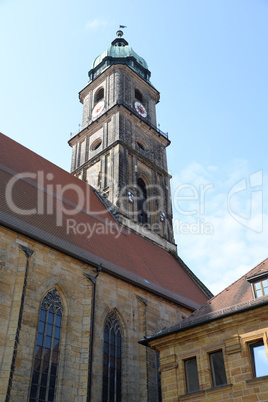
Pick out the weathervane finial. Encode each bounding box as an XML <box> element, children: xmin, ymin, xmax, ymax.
<box><xmin>117</xmin><ymin>25</ymin><xmax>127</xmax><ymax>37</ymax></box>
<box><xmin>116</xmin><ymin>30</ymin><xmax>123</xmax><ymax>38</ymax></box>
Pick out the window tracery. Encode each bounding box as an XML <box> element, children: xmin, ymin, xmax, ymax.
<box><xmin>29</xmin><ymin>289</ymin><xmax>63</xmax><ymax>402</ymax></box>
<box><xmin>102</xmin><ymin>311</ymin><xmax>122</xmax><ymax>401</ymax></box>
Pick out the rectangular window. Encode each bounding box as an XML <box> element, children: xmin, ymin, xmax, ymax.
<box><xmin>209</xmin><ymin>350</ymin><xmax>227</xmax><ymax>387</ymax></box>
<box><xmin>184</xmin><ymin>357</ymin><xmax>200</xmax><ymax>393</ymax></box>
<box><xmin>253</xmin><ymin>279</ymin><xmax>268</xmax><ymax>298</ymax></box>
<box><xmin>249</xmin><ymin>339</ymin><xmax>268</xmax><ymax>377</ymax></box>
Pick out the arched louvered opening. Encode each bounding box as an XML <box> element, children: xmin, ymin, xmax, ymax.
<box><xmin>135</xmin><ymin>88</ymin><xmax>143</xmax><ymax>103</ymax></box>
<box><xmin>137</xmin><ymin>177</ymin><xmax>148</xmax><ymax>224</ymax></box>
<box><xmin>95</xmin><ymin>87</ymin><xmax>104</xmax><ymax>104</ymax></box>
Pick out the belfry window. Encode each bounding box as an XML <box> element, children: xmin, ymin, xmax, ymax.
<box><xmin>95</xmin><ymin>87</ymin><xmax>104</xmax><ymax>104</ymax></box>
<box><xmin>137</xmin><ymin>140</ymin><xmax>146</xmax><ymax>151</ymax></box>
<box><xmin>91</xmin><ymin>138</ymin><xmax>102</xmax><ymax>151</ymax></box>
<box><xmin>135</xmin><ymin>89</ymin><xmax>143</xmax><ymax>103</ymax></box>
<box><xmin>29</xmin><ymin>289</ymin><xmax>63</xmax><ymax>402</ymax></box>
<box><xmin>137</xmin><ymin>178</ymin><xmax>148</xmax><ymax>224</ymax></box>
<box><xmin>102</xmin><ymin>311</ymin><xmax>122</xmax><ymax>401</ymax></box>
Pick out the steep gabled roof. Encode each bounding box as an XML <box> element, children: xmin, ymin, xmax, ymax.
<box><xmin>0</xmin><ymin>133</ymin><xmax>211</xmax><ymax>310</ymax></box>
<box><xmin>141</xmin><ymin>258</ymin><xmax>268</xmax><ymax>344</ymax></box>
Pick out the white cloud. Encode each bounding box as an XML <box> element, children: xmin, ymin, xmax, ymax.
<box><xmin>85</xmin><ymin>18</ymin><xmax>110</xmax><ymax>30</ymax></box>
<box><xmin>172</xmin><ymin>160</ymin><xmax>268</xmax><ymax>296</ymax></box>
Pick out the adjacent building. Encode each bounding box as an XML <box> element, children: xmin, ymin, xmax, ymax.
<box><xmin>141</xmin><ymin>258</ymin><xmax>268</xmax><ymax>401</ymax></box>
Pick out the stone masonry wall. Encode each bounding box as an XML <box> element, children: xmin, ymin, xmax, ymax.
<box><xmin>152</xmin><ymin>305</ymin><xmax>268</xmax><ymax>401</ymax></box>
<box><xmin>0</xmin><ymin>226</ymin><xmax>189</xmax><ymax>401</ymax></box>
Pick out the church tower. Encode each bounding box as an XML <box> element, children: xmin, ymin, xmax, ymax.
<box><xmin>69</xmin><ymin>30</ymin><xmax>175</xmax><ymax>250</ymax></box>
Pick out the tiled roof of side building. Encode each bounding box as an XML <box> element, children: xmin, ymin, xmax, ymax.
<box><xmin>0</xmin><ymin>133</ymin><xmax>211</xmax><ymax>310</ymax></box>
<box><xmin>140</xmin><ymin>258</ymin><xmax>268</xmax><ymax>344</ymax></box>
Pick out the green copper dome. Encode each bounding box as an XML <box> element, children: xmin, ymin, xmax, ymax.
<box><xmin>88</xmin><ymin>30</ymin><xmax>151</xmax><ymax>83</ymax></box>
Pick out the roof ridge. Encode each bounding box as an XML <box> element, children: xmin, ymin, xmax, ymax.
<box><xmin>245</xmin><ymin>257</ymin><xmax>268</xmax><ymax>278</ymax></box>
<box><xmin>170</xmin><ymin>252</ymin><xmax>213</xmax><ymax>299</ymax></box>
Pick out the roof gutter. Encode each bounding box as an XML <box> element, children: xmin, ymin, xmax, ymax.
<box><xmin>0</xmin><ymin>216</ymin><xmax>199</xmax><ymax>312</ymax></box>
<box><xmin>139</xmin><ymin>298</ymin><xmax>268</xmax><ymax>347</ymax></box>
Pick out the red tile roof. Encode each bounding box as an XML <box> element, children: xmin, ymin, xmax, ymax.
<box><xmin>187</xmin><ymin>258</ymin><xmax>268</xmax><ymax>320</ymax></box>
<box><xmin>0</xmin><ymin>133</ymin><xmax>211</xmax><ymax>310</ymax></box>
<box><xmin>141</xmin><ymin>258</ymin><xmax>268</xmax><ymax>343</ymax></box>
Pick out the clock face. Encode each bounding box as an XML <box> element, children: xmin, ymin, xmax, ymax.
<box><xmin>92</xmin><ymin>100</ymin><xmax>104</xmax><ymax>119</ymax></box>
<box><xmin>134</xmin><ymin>101</ymin><xmax>147</xmax><ymax>118</ymax></box>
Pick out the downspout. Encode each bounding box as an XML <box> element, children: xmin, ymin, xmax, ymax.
<box><xmin>85</xmin><ymin>263</ymin><xmax>102</xmax><ymax>402</ymax></box>
<box><xmin>5</xmin><ymin>245</ymin><xmax>34</xmax><ymax>402</ymax></box>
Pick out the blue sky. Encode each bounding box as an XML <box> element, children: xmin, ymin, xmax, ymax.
<box><xmin>1</xmin><ymin>0</ymin><xmax>268</xmax><ymax>294</ymax></box>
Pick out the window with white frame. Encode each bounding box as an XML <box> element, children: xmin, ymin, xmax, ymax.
<box><xmin>253</xmin><ymin>278</ymin><xmax>268</xmax><ymax>298</ymax></box>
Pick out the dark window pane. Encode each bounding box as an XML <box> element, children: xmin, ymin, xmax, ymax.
<box><xmin>34</xmin><ymin>357</ymin><xmax>41</xmax><ymax>371</ymax></box>
<box><xmin>37</xmin><ymin>333</ymin><xmax>43</xmax><ymax>347</ymax></box>
<box><xmin>41</xmin><ymin>373</ymin><xmax>48</xmax><ymax>387</ymax></box>
<box><xmin>49</xmin><ymin>375</ymin><xmax>56</xmax><ymax>388</ymax></box>
<box><xmin>54</xmin><ymin>326</ymin><xmax>60</xmax><ymax>339</ymax></box>
<box><xmin>30</xmin><ymin>289</ymin><xmax>62</xmax><ymax>401</ymax></box>
<box><xmin>55</xmin><ymin>313</ymin><xmax>62</xmax><ymax>327</ymax></box>
<box><xmin>38</xmin><ymin>321</ymin><xmax>45</xmax><ymax>333</ymax></box>
<box><xmin>35</xmin><ymin>346</ymin><xmax>42</xmax><ymax>358</ymax></box>
<box><xmin>39</xmin><ymin>386</ymin><xmax>46</xmax><ymax>399</ymax></box>
<box><xmin>104</xmin><ymin>341</ymin><xmax>109</xmax><ymax>355</ymax></box>
<box><xmin>48</xmin><ymin>388</ymin><xmax>55</xmax><ymax>402</ymax></box>
<box><xmin>185</xmin><ymin>358</ymin><xmax>200</xmax><ymax>392</ymax></box>
<box><xmin>30</xmin><ymin>384</ymin><xmax>37</xmax><ymax>398</ymax></box>
<box><xmin>43</xmin><ymin>348</ymin><xmax>51</xmax><ymax>362</ymax></box>
<box><xmin>45</xmin><ymin>336</ymin><xmax>52</xmax><ymax>349</ymax></box>
<box><xmin>46</xmin><ymin>324</ymin><xmax>53</xmax><ymax>336</ymax></box>
<box><xmin>40</xmin><ymin>309</ymin><xmax>46</xmax><ymax>322</ymax></box>
<box><xmin>42</xmin><ymin>360</ymin><xmax>49</xmax><ymax>374</ymax></box>
<box><xmin>48</xmin><ymin>311</ymin><xmax>54</xmax><ymax>324</ymax></box>
<box><xmin>51</xmin><ymin>363</ymin><xmax>57</xmax><ymax>376</ymax></box>
<box><xmin>52</xmin><ymin>350</ymin><xmax>59</xmax><ymax>364</ymax></box>
<box><xmin>102</xmin><ymin>313</ymin><xmax>121</xmax><ymax>401</ymax></box>
<box><xmin>210</xmin><ymin>350</ymin><xmax>227</xmax><ymax>386</ymax></box>
<box><xmin>32</xmin><ymin>370</ymin><xmax>39</xmax><ymax>385</ymax></box>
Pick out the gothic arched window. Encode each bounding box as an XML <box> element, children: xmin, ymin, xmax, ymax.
<box><xmin>102</xmin><ymin>312</ymin><xmax>122</xmax><ymax>402</ymax></box>
<box><xmin>137</xmin><ymin>177</ymin><xmax>148</xmax><ymax>224</ymax></box>
<box><xmin>29</xmin><ymin>289</ymin><xmax>63</xmax><ymax>402</ymax></box>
